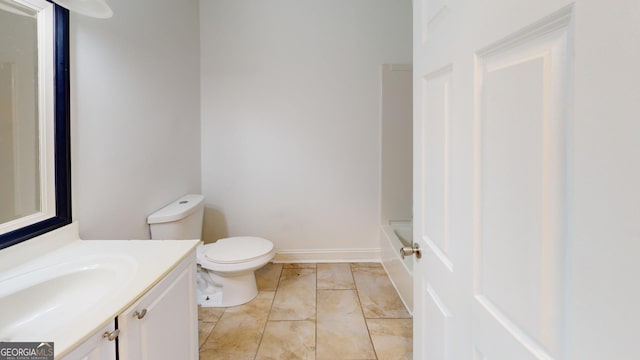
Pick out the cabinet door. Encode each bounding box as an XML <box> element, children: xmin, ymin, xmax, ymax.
<box><xmin>118</xmin><ymin>254</ymin><xmax>198</xmax><ymax>360</ymax></box>
<box><xmin>60</xmin><ymin>322</ymin><xmax>116</xmax><ymax>360</ymax></box>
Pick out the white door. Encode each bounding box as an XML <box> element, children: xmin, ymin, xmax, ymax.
<box><xmin>413</xmin><ymin>0</ymin><xmax>640</xmax><ymax>359</ymax></box>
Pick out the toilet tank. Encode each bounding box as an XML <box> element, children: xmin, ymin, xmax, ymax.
<box><xmin>147</xmin><ymin>194</ymin><xmax>205</xmax><ymax>240</ymax></box>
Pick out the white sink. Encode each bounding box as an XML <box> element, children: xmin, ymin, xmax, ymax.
<box><xmin>0</xmin><ymin>254</ymin><xmax>137</xmax><ymax>341</ymax></box>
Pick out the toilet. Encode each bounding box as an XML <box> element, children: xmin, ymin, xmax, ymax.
<box><xmin>147</xmin><ymin>194</ymin><xmax>275</xmax><ymax>307</ymax></box>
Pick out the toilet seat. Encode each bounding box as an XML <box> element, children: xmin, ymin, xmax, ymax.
<box><xmin>204</xmin><ymin>237</ymin><xmax>274</xmax><ymax>264</ymax></box>
<box><xmin>198</xmin><ymin>237</ymin><xmax>275</xmax><ymax>275</ymax></box>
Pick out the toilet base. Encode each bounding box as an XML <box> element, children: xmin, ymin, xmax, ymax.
<box><xmin>197</xmin><ymin>269</ymin><xmax>259</xmax><ymax>308</ymax></box>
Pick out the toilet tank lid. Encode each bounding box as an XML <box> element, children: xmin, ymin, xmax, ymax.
<box><xmin>147</xmin><ymin>194</ymin><xmax>204</xmax><ymax>224</ymax></box>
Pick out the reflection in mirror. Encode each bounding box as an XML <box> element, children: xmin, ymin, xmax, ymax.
<box><xmin>0</xmin><ymin>1</ymin><xmax>40</xmax><ymax>224</ymax></box>
<box><xmin>0</xmin><ymin>0</ymin><xmax>71</xmax><ymax>249</ymax></box>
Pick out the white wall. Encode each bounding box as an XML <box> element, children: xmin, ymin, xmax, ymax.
<box><xmin>71</xmin><ymin>0</ymin><xmax>202</xmax><ymax>239</ymax></box>
<box><xmin>200</xmin><ymin>0</ymin><xmax>412</xmax><ymax>258</ymax></box>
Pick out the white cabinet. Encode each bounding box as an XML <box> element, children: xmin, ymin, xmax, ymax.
<box><xmin>117</xmin><ymin>254</ymin><xmax>198</xmax><ymax>360</ymax></box>
<box><xmin>59</xmin><ymin>251</ymin><xmax>198</xmax><ymax>360</ymax></box>
<box><xmin>60</xmin><ymin>322</ymin><xmax>117</xmax><ymax>360</ymax></box>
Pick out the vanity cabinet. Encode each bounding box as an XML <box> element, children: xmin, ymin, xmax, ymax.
<box><xmin>60</xmin><ymin>322</ymin><xmax>117</xmax><ymax>360</ymax></box>
<box><xmin>59</xmin><ymin>252</ymin><xmax>198</xmax><ymax>360</ymax></box>
<box><xmin>117</xmin><ymin>254</ymin><xmax>198</xmax><ymax>360</ymax></box>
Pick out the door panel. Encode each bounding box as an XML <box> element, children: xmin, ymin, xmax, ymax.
<box><xmin>421</xmin><ymin>66</ymin><xmax>452</xmax><ymax>260</ymax></box>
<box><xmin>473</xmin><ymin>9</ymin><xmax>572</xmax><ymax>358</ymax></box>
<box><xmin>418</xmin><ymin>279</ymin><xmax>453</xmax><ymax>358</ymax></box>
<box><xmin>414</xmin><ymin>0</ymin><xmax>640</xmax><ymax>358</ymax></box>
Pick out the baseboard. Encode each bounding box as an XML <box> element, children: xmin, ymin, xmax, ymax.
<box><xmin>273</xmin><ymin>248</ymin><xmax>381</xmax><ymax>263</ymax></box>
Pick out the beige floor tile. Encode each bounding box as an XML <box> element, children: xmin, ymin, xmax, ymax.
<box><xmin>317</xmin><ymin>263</ymin><xmax>355</xmax><ymax>290</ymax></box>
<box><xmin>200</xmin><ymin>291</ymin><xmax>275</xmax><ymax>360</ymax></box>
<box><xmin>316</xmin><ymin>290</ymin><xmax>376</xmax><ymax>360</ymax></box>
<box><xmin>283</xmin><ymin>263</ymin><xmax>317</xmax><ymax>269</ymax></box>
<box><xmin>256</xmin><ymin>262</ymin><xmax>283</xmax><ymax>291</ymax></box>
<box><xmin>353</xmin><ymin>266</ymin><xmax>411</xmax><ymax>319</ymax></box>
<box><xmin>198</xmin><ymin>305</ymin><xmax>226</xmax><ymax>322</ymax></box>
<box><xmin>198</xmin><ymin>262</ymin><xmax>412</xmax><ymax>360</ymax></box>
<box><xmin>255</xmin><ymin>321</ymin><xmax>316</xmax><ymax>360</ymax></box>
<box><xmin>367</xmin><ymin>318</ymin><xmax>413</xmax><ymax>360</ymax></box>
<box><xmin>269</xmin><ymin>268</ymin><xmax>316</xmax><ymax>321</ymax></box>
<box><xmin>351</xmin><ymin>262</ymin><xmax>384</xmax><ymax>269</ymax></box>
<box><xmin>198</xmin><ymin>320</ymin><xmax>216</xmax><ymax>348</ymax></box>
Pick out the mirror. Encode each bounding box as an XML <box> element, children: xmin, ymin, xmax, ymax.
<box><xmin>0</xmin><ymin>0</ymin><xmax>70</xmax><ymax>249</ymax></box>
<box><xmin>0</xmin><ymin>1</ymin><xmax>41</xmax><ymax>227</ymax></box>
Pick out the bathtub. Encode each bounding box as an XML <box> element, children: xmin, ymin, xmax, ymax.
<box><xmin>380</xmin><ymin>220</ymin><xmax>413</xmax><ymax>313</ymax></box>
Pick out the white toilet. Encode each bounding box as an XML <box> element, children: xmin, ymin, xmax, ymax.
<box><xmin>147</xmin><ymin>194</ymin><xmax>275</xmax><ymax>307</ymax></box>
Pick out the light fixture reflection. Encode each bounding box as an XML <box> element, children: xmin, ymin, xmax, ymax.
<box><xmin>52</xmin><ymin>0</ymin><xmax>113</xmax><ymax>18</ymax></box>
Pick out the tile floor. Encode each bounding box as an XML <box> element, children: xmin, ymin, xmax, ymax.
<box><xmin>198</xmin><ymin>262</ymin><xmax>412</xmax><ymax>360</ymax></box>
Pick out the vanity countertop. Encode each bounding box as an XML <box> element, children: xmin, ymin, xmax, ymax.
<box><xmin>0</xmin><ymin>222</ymin><xmax>200</xmax><ymax>358</ymax></box>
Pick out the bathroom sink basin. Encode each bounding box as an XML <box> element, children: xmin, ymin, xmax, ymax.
<box><xmin>0</xmin><ymin>254</ymin><xmax>137</xmax><ymax>341</ymax></box>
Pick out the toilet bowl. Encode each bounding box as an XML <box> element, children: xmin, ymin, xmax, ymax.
<box><xmin>197</xmin><ymin>237</ymin><xmax>275</xmax><ymax>307</ymax></box>
<box><xmin>147</xmin><ymin>194</ymin><xmax>276</xmax><ymax>308</ymax></box>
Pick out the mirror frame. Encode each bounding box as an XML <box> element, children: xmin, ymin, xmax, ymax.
<box><xmin>0</xmin><ymin>3</ymin><xmax>71</xmax><ymax>249</ymax></box>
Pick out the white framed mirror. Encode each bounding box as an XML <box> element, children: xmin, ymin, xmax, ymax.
<box><xmin>0</xmin><ymin>0</ymin><xmax>71</xmax><ymax>249</ymax></box>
